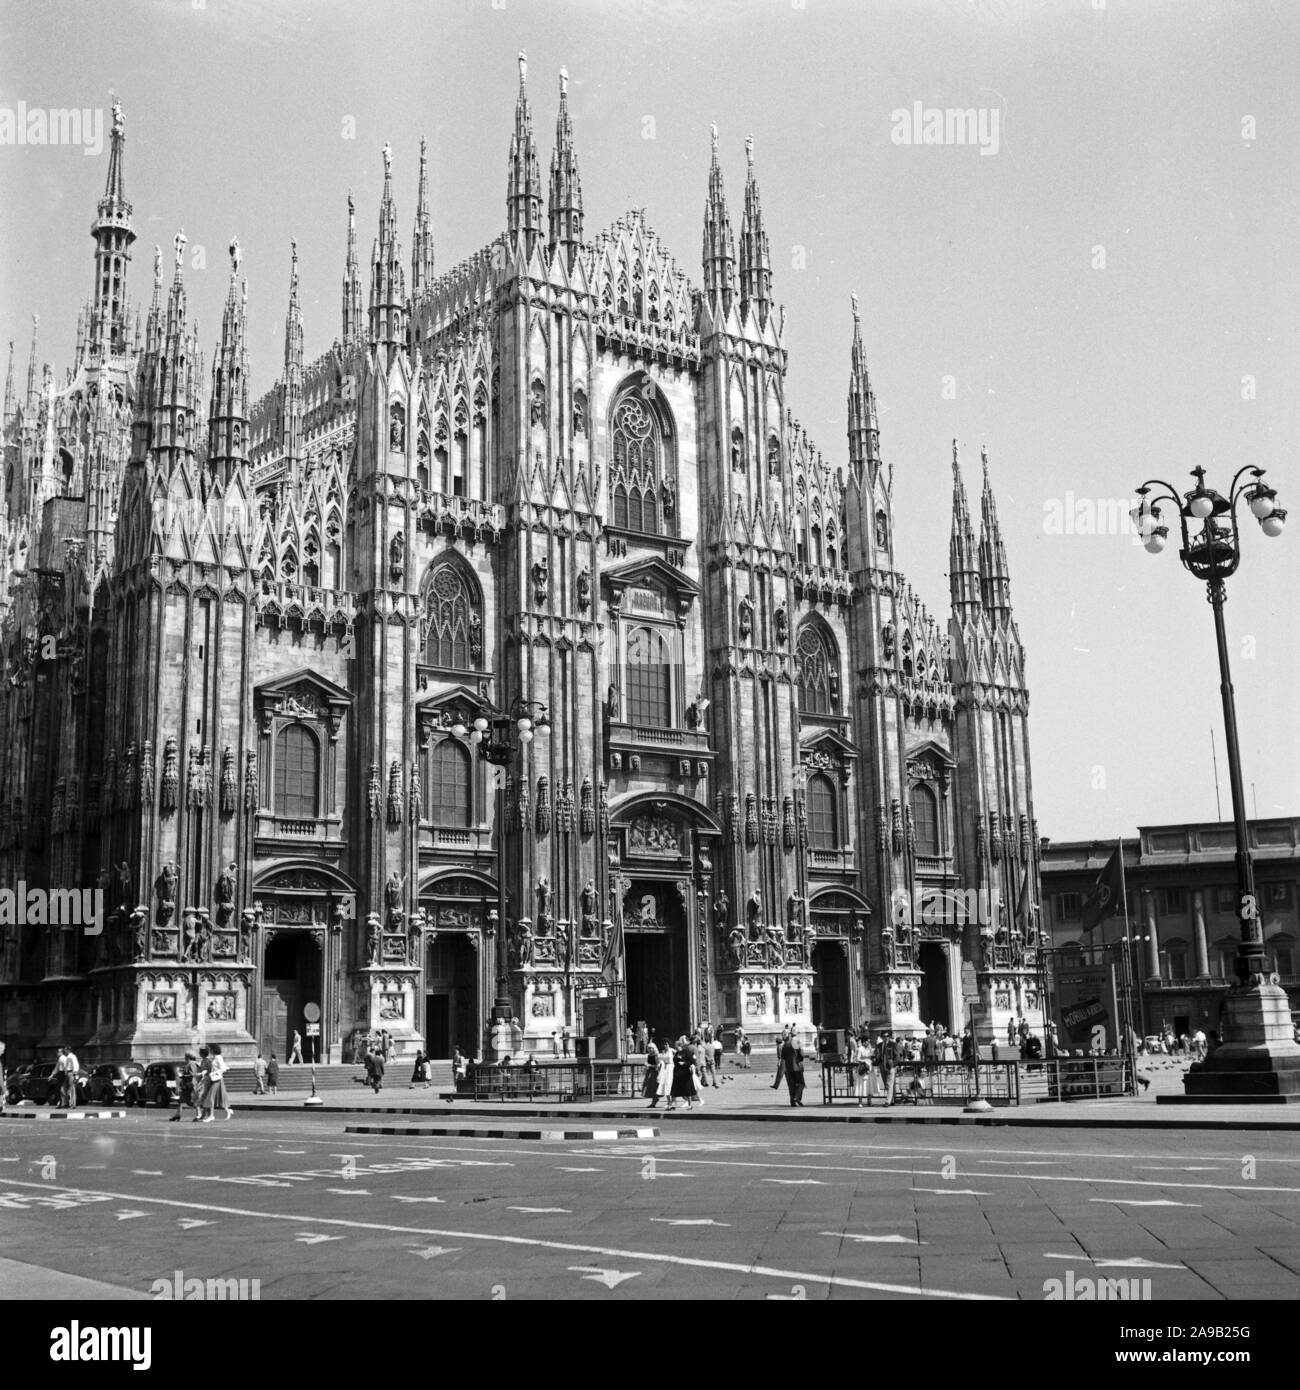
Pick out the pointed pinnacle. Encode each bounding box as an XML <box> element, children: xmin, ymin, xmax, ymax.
<box><xmin>560</xmin><ymin>66</ymin><xmax>568</xmax><ymax>97</ymax></box>
<box><xmin>519</xmin><ymin>49</ymin><xmax>527</xmax><ymax>84</ymax></box>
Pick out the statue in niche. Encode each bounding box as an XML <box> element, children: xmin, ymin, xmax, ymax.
<box><xmin>531</xmin><ymin>558</ymin><xmax>548</xmax><ymax>605</ymax></box>
<box><xmin>572</xmin><ymin>392</ymin><xmax>587</xmax><ymax>436</ymax></box>
<box><xmin>773</xmin><ymin>605</ymin><xmax>789</xmax><ymax>645</ymax></box>
<box><xmin>154</xmin><ymin>861</ymin><xmax>178</xmax><ymax>928</ymax></box>
<box><xmin>214</xmin><ymin>861</ymin><xmax>237</xmax><ymax>927</ymax></box>
<box><xmin>514</xmin><ymin>919</ymin><xmax>534</xmax><ymax>967</ymax></box>
<box><xmin>661</xmin><ymin>476</ymin><xmax>676</xmax><ymax>520</ymax></box>
<box><xmin>765</xmin><ymin>922</ymin><xmax>785</xmax><ymax>965</ymax></box>
<box><xmin>581</xmin><ymin>879</ymin><xmax>597</xmax><ymax>920</ymax></box>
<box><xmin>882</xmin><ymin>622</ymin><xmax>896</xmax><ymax>661</ymax></box>
<box><xmin>712</xmin><ymin>888</ymin><xmax>729</xmax><ymax>925</ymax></box>
<box><xmin>389</xmin><ymin>531</ymin><xmax>405</xmax><ymax>583</ymax></box>
<box><xmin>238</xmin><ymin>909</ymin><xmax>255</xmax><ymax>963</ymax></box>
<box><xmin>385</xmin><ymin>871</ymin><xmax>405</xmax><ymax>929</ymax></box>
<box><xmin>606</xmin><ymin>683</ymin><xmax>620</xmax><ymax>720</ymax></box>
<box><xmin>407</xmin><ymin>910</ymin><xmax>425</xmax><ymax>966</ymax></box>
<box><xmin>875</xmin><ymin>510</ymin><xmax>889</xmax><ymax>549</ymax></box>
<box><xmin>738</xmin><ymin>595</ymin><xmax>753</xmax><ymax>640</ymax></box>
<box><xmin>728</xmin><ymin>926</ymin><xmax>746</xmax><ymax>968</ymax></box>
<box><xmin>366</xmin><ymin>913</ymin><xmax>382</xmax><ymax>965</ymax></box>
<box><xmin>536</xmin><ymin>877</ymin><xmax>551</xmax><ymax>926</ymax></box>
<box><xmin>390</xmin><ymin>405</ymin><xmax>405</xmax><ymax>451</ymax></box>
<box><xmin>746</xmin><ymin>889</ymin><xmax>762</xmax><ymax>935</ymax></box>
<box><xmin>130</xmin><ymin>906</ymin><xmax>149</xmax><ymax>961</ymax></box>
<box><xmin>530</xmin><ymin>381</ymin><xmax>546</xmax><ymax>427</ymax></box>
<box><xmin>576</xmin><ymin>567</ymin><xmax>591</xmax><ymax>612</ymax></box>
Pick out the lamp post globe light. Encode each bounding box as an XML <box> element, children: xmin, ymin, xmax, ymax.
<box><xmin>451</xmin><ymin>695</ymin><xmax>550</xmax><ymax>1058</ymax></box>
<box><xmin>1132</xmin><ymin>464</ymin><xmax>1299</xmax><ymax>1098</ymax></box>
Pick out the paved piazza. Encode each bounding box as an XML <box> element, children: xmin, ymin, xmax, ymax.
<box><xmin>2</xmin><ymin>1108</ymin><xmax>1298</xmax><ymax>1304</ymax></box>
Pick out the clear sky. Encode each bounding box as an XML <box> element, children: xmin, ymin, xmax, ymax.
<box><xmin>2</xmin><ymin>0</ymin><xmax>1296</xmax><ymax>844</ymax></box>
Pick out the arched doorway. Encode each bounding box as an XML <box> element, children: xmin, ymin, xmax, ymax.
<box><xmin>624</xmin><ymin>881</ymin><xmax>689</xmax><ymax>1043</ymax></box>
<box><xmin>810</xmin><ymin>941</ymin><xmax>851</xmax><ymax>1030</ymax></box>
<box><xmin>261</xmin><ymin>933</ymin><xmax>323</xmax><ymax>1061</ymax></box>
<box><xmin>419</xmin><ymin>874</ymin><xmax>488</xmax><ymax>1058</ymax></box>
<box><xmin>916</xmin><ymin>942</ymin><xmax>952</xmax><ymax>1032</ymax></box>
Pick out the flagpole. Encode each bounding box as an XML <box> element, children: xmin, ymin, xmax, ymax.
<box><xmin>1117</xmin><ymin>838</ymin><xmax>1137</xmax><ymax>1082</ymax></box>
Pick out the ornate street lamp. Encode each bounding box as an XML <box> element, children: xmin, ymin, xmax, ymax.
<box><xmin>1132</xmin><ymin>464</ymin><xmax>1298</xmax><ymax>1097</ymax></box>
<box><xmin>450</xmin><ymin>696</ymin><xmax>550</xmax><ymax>1034</ymax></box>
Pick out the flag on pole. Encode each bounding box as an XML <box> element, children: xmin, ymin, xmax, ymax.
<box><xmin>601</xmin><ymin>893</ymin><xmax>624</xmax><ymax>984</ymax></box>
<box><xmin>1081</xmin><ymin>843</ymin><xmax>1124</xmax><ymax>932</ymax></box>
<box><xmin>1016</xmin><ymin>865</ymin><xmax>1034</xmax><ymax>936</ymax></box>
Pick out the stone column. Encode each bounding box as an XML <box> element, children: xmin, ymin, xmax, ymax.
<box><xmin>1192</xmin><ymin>889</ymin><xmax>1211</xmax><ymax>979</ymax></box>
<box><xmin>1143</xmin><ymin>891</ymin><xmax>1160</xmax><ymax>980</ymax></box>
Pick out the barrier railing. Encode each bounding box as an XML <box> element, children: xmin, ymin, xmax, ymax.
<box><xmin>457</xmin><ymin>1060</ymin><xmax>646</xmax><ymax>1103</ymax></box>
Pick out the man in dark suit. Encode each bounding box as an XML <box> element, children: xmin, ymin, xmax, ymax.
<box><xmin>781</xmin><ymin>1033</ymin><xmax>805</xmax><ymax>1107</ymax></box>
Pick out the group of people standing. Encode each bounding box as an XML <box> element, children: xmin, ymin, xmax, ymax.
<box><xmin>642</xmin><ymin>1033</ymin><xmax>717</xmax><ymax>1110</ymax></box>
<box><xmin>169</xmin><ymin>1045</ymin><xmax>234</xmax><ymax>1122</ymax></box>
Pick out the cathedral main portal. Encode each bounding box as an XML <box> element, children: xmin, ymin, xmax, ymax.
<box><xmin>623</xmin><ymin>881</ymin><xmax>689</xmax><ymax>1044</ymax></box>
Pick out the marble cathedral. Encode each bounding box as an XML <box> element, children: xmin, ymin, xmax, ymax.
<box><xmin>0</xmin><ymin>60</ymin><xmax>1043</xmax><ymax>1063</ymax></box>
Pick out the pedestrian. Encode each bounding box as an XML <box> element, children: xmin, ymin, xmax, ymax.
<box><xmin>561</xmin><ymin>1026</ymin><xmax>571</xmax><ymax>1058</ymax></box>
<box><xmin>712</xmin><ymin>1024</ymin><xmax>723</xmax><ymax>1083</ymax></box>
<box><xmin>699</xmin><ymin>1023</ymin><xmax>716</xmax><ymax>1088</ymax></box>
<box><xmin>781</xmin><ymin>1031</ymin><xmax>806</xmax><ymax>1107</ymax></box>
<box><xmin>420</xmin><ymin>1054</ymin><xmax>434</xmax><ymax>1088</ymax></box>
<box><xmin>201</xmin><ymin>1044</ymin><xmax>232</xmax><ymax>1122</ymax></box>
<box><xmin>656</xmin><ymin>1036</ymin><xmax>673</xmax><ymax>1100</ymax></box>
<box><xmin>771</xmin><ymin>1025</ymin><xmax>790</xmax><ymax>1089</ymax></box>
<box><xmin>409</xmin><ymin>1049</ymin><xmax>426</xmax><ymax>1088</ymax></box>
<box><xmin>877</xmin><ymin>1033</ymin><xmax>897</xmax><ymax>1106</ymax></box>
<box><xmin>853</xmin><ymin>1033</ymin><xmax>874</xmax><ymax>1107</ymax></box>
<box><xmin>738</xmin><ymin>1026</ymin><xmax>752</xmax><ymax>1068</ymax></box>
<box><xmin>381</xmin><ymin>1029</ymin><xmax>393</xmax><ymax>1063</ymax></box>
<box><xmin>636</xmin><ymin>1020</ymin><xmax>648</xmax><ymax>1053</ymax></box>
<box><xmin>289</xmin><ymin>1029</ymin><xmax>303</xmax><ymax>1064</ymax></box>
<box><xmin>252</xmin><ymin>1052</ymin><xmax>268</xmax><ymax>1095</ymax></box>
<box><xmin>61</xmin><ymin>1043</ymin><xmax>81</xmax><ymax>1108</ymax></box>
<box><xmin>643</xmin><ymin>1038</ymin><xmax>662</xmax><ymax>1107</ymax></box>
<box><xmin>452</xmin><ymin>1046</ymin><xmax>469</xmax><ymax>1084</ymax></box>
<box><xmin>266</xmin><ymin>1052</ymin><xmax>279</xmax><ymax>1095</ymax></box>
<box><xmin>625</xmin><ymin>1025</ymin><xmax>636</xmax><ymax>1055</ymax></box>
<box><xmin>667</xmin><ymin>1036</ymin><xmax>698</xmax><ymax>1111</ymax></box>
<box><xmin>370</xmin><ymin>1047</ymin><xmax>385</xmax><ymax>1094</ymax></box>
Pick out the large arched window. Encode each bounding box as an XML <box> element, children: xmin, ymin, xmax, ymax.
<box><xmin>274</xmin><ymin>725</ymin><xmax>320</xmax><ymax>818</ymax></box>
<box><xmin>428</xmin><ymin>739</ymin><xmax>472</xmax><ymax>827</ymax></box>
<box><xmin>424</xmin><ymin>559</ymin><xmax>481</xmax><ymax>670</ymax></box>
<box><xmin>909</xmin><ymin>784</ymin><xmax>940</xmax><ymax>856</ymax></box>
<box><xmin>796</xmin><ymin>623</ymin><xmax>839</xmax><ymax>715</ymax></box>
<box><xmin>608</xmin><ymin>390</ymin><xmax>671</xmax><ymax>536</ymax></box>
<box><xmin>807</xmin><ymin>773</ymin><xmax>838</xmax><ymax>849</ymax></box>
<box><xmin>625</xmin><ymin>626</ymin><xmax>672</xmax><ymax>727</ymax></box>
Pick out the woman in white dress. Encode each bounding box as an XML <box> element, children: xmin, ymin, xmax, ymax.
<box><xmin>853</xmin><ymin>1034</ymin><xmax>874</xmax><ymax>1106</ymax></box>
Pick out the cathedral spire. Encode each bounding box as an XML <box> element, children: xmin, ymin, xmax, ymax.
<box><xmin>978</xmin><ymin>445</ymin><xmax>1013</xmax><ymax>619</ymax></box>
<box><xmin>143</xmin><ymin>230</ymin><xmax>200</xmax><ymax>475</ymax></box>
<box><xmin>949</xmin><ymin>440</ymin><xmax>982</xmax><ymax>622</ymax></box>
<box><xmin>548</xmin><ymin>66</ymin><xmax>583</xmax><ymax>266</ymax></box>
<box><xmin>208</xmin><ymin>238</ymin><xmax>250</xmax><ymax>484</ymax></box>
<box><xmin>507</xmin><ymin>50</ymin><xmax>544</xmax><ymax>255</ymax></box>
<box><xmin>283</xmin><ymin>239</ymin><xmax>304</xmax><ymax>469</ymax></box>
<box><xmin>738</xmin><ymin>134</ymin><xmax>771</xmax><ymax>323</ymax></box>
<box><xmin>846</xmin><ymin>293</ymin><xmax>881</xmax><ymax>479</ymax></box>
<box><xmin>342</xmin><ymin>190</ymin><xmax>363</xmax><ymax>347</ymax></box>
<box><xmin>3</xmin><ymin>339</ymin><xmax>14</xmax><ymax>423</ymax></box>
<box><xmin>701</xmin><ymin>122</ymin><xmax>736</xmax><ymax>313</ymax></box>
<box><xmin>369</xmin><ymin>144</ymin><xmax>407</xmax><ymax>351</ymax></box>
<box><xmin>411</xmin><ymin>138</ymin><xmax>434</xmax><ymax>299</ymax></box>
<box><xmin>25</xmin><ymin>314</ymin><xmax>39</xmax><ymax>414</ymax></box>
<box><xmin>90</xmin><ymin>95</ymin><xmax>136</xmax><ymax>359</ymax></box>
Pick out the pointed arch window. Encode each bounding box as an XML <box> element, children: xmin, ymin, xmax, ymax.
<box><xmin>274</xmin><ymin>725</ymin><xmax>320</xmax><ymax>819</ymax></box>
<box><xmin>807</xmin><ymin>773</ymin><xmax>838</xmax><ymax>850</ymax></box>
<box><xmin>909</xmin><ymin>784</ymin><xmax>939</xmax><ymax>856</ymax></box>
<box><xmin>428</xmin><ymin>738</ymin><xmax>472</xmax><ymax>827</ymax></box>
<box><xmin>424</xmin><ymin>560</ymin><xmax>482</xmax><ymax>671</ymax></box>
<box><xmin>608</xmin><ymin>389</ymin><xmax>671</xmax><ymax>536</ymax></box>
<box><xmin>796</xmin><ymin>623</ymin><xmax>839</xmax><ymax>716</ymax></box>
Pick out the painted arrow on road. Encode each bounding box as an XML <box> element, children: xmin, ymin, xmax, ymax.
<box><xmin>509</xmin><ymin>1206</ymin><xmax>572</xmax><ymax>1214</ymax></box>
<box><xmin>177</xmin><ymin>1218</ymin><xmax>213</xmax><ymax>1230</ymax></box>
<box><xmin>912</xmin><ymin>1188</ymin><xmax>990</xmax><ymax>1196</ymax></box>
<box><xmin>295</xmin><ymin>1233</ymin><xmax>345</xmax><ymax>1244</ymax></box>
<box><xmin>115</xmin><ymin>1209</ymin><xmax>149</xmax><ymax>1220</ymax></box>
<box><xmin>825</xmin><ymin>1232</ymin><xmax>923</xmax><ymax>1244</ymax></box>
<box><xmin>556</xmin><ymin>1167</ymin><xmax>603</xmax><ymax>1173</ymax></box>
<box><xmin>570</xmin><ymin>1266</ymin><xmax>639</xmax><ymax>1289</ymax></box>
<box><xmin>1044</xmin><ymin>1253</ymin><xmax>1183</xmax><ymax>1269</ymax></box>
<box><xmin>763</xmin><ymin>1179</ymin><xmax>825</xmax><ymax>1186</ymax></box>
<box><xmin>325</xmin><ymin>1188</ymin><xmax>372</xmax><ymax>1196</ymax></box>
<box><xmin>1089</xmin><ymin>1198</ymin><xmax>1201</xmax><ymax>1208</ymax></box>
<box><xmin>650</xmin><ymin>1218</ymin><xmax>730</xmax><ymax>1227</ymax></box>
<box><xmin>409</xmin><ymin>1245</ymin><xmax>461</xmax><ymax>1259</ymax></box>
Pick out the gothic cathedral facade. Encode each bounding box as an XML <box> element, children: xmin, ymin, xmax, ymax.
<box><xmin>0</xmin><ymin>61</ymin><xmax>1044</xmax><ymax>1062</ymax></box>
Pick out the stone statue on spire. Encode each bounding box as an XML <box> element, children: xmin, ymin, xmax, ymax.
<box><xmin>111</xmin><ymin>94</ymin><xmax>124</xmax><ymax>136</ymax></box>
<box><xmin>173</xmin><ymin>229</ymin><xmax>186</xmax><ymax>271</ymax></box>
<box><xmin>851</xmin><ymin>290</ymin><xmax>859</xmax><ymax>318</ymax></box>
<box><xmin>229</xmin><ymin>238</ymin><xmax>241</xmax><ymax>274</ymax></box>
<box><xmin>745</xmin><ymin>133</ymin><xmax>754</xmax><ymax>165</ymax></box>
<box><xmin>382</xmin><ymin>143</ymin><xmax>392</xmax><ymax>176</ymax></box>
<box><xmin>710</xmin><ymin>121</ymin><xmax>718</xmax><ymax>154</ymax></box>
<box><xmin>519</xmin><ymin>49</ymin><xmax>527</xmax><ymax>82</ymax></box>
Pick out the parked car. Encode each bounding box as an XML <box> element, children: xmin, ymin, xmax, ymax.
<box><xmin>141</xmin><ymin>1061</ymin><xmax>183</xmax><ymax>1107</ymax></box>
<box><xmin>9</xmin><ymin>1061</ymin><xmax>89</xmax><ymax>1105</ymax></box>
<box><xmin>5</xmin><ymin>1063</ymin><xmax>39</xmax><ymax>1105</ymax></box>
<box><xmin>87</xmin><ymin>1062</ymin><xmax>145</xmax><ymax>1106</ymax></box>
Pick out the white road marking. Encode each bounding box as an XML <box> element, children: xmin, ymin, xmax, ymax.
<box><xmin>556</xmin><ymin>1167</ymin><xmax>603</xmax><ymax>1173</ymax></box>
<box><xmin>115</xmin><ymin>1209</ymin><xmax>149</xmax><ymax>1220</ymax></box>
<box><xmin>0</xmin><ymin>1177</ymin><xmax>1006</xmax><ymax>1301</ymax></box>
<box><xmin>177</xmin><ymin>1218</ymin><xmax>212</xmax><ymax>1229</ymax></box>
<box><xmin>763</xmin><ymin>1178</ymin><xmax>826</xmax><ymax>1186</ymax></box>
<box><xmin>273</xmin><ymin>1150</ymin><xmax>307</xmax><ymax>1155</ymax></box>
<box><xmin>509</xmin><ymin>1206</ymin><xmax>572</xmax><ymax>1214</ymax></box>
<box><xmin>825</xmin><ymin>1232</ymin><xmax>923</xmax><ymax>1244</ymax></box>
<box><xmin>392</xmin><ymin>1196</ymin><xmax>445</xmax><ymax>1204</ymax></box>
<box><xmin>295</xmin><ymin>1233</ymin><xmax>344</xmax><ymax>1244</ymax></box>
<box><xmin>572</xmin><ymin>1266</ymin><xmax>639</xmax><ymax>1288</ymax></box>
<box><xmin>325</xmin><ymin>1188</ymin><xmax>372</xmax><ymax>1196</ymax></box>
<box><xmin>975</xmin><ymin>1159</ymin><xmax>1062</xmax><ymax>1166</ymax></box>
<box><xmin>220</xmin><ymin>1146</ymin><xmax>249</xmax><ymax>1151</ymax></box>
<box><xmin>1043</xmin><ymin>1253</ymin><xmax>1183</xmax><ymax>1269</ymax></box>
<box><xmin>913</xmin><ymin>1189</ymin><xmax>991</xmax><ymax>1196</ymax></box>
<box><xmin>1090</xmin><ymin>1199</ymin><xmax>1201</xmax><ymax>1208</ymax></box>
<box><xmin>1133</xmin><ymin>1166</ymin><xmax>1225</xmax><ymax>1173</ymax></box>
<box><xmin>131</xmin><ymin>1170</ymin><xmax>164</xmax><ymax>1176</ymax></box>
<box><xmin>409</xmin><ymin>1245</ymin><xmax>460</xmax><ymax>1259</ymax></box>
<box><xmin>651</xmin><ymin>1218</ymin><xmax>729</xmax><ymax>1227</ymax></box>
